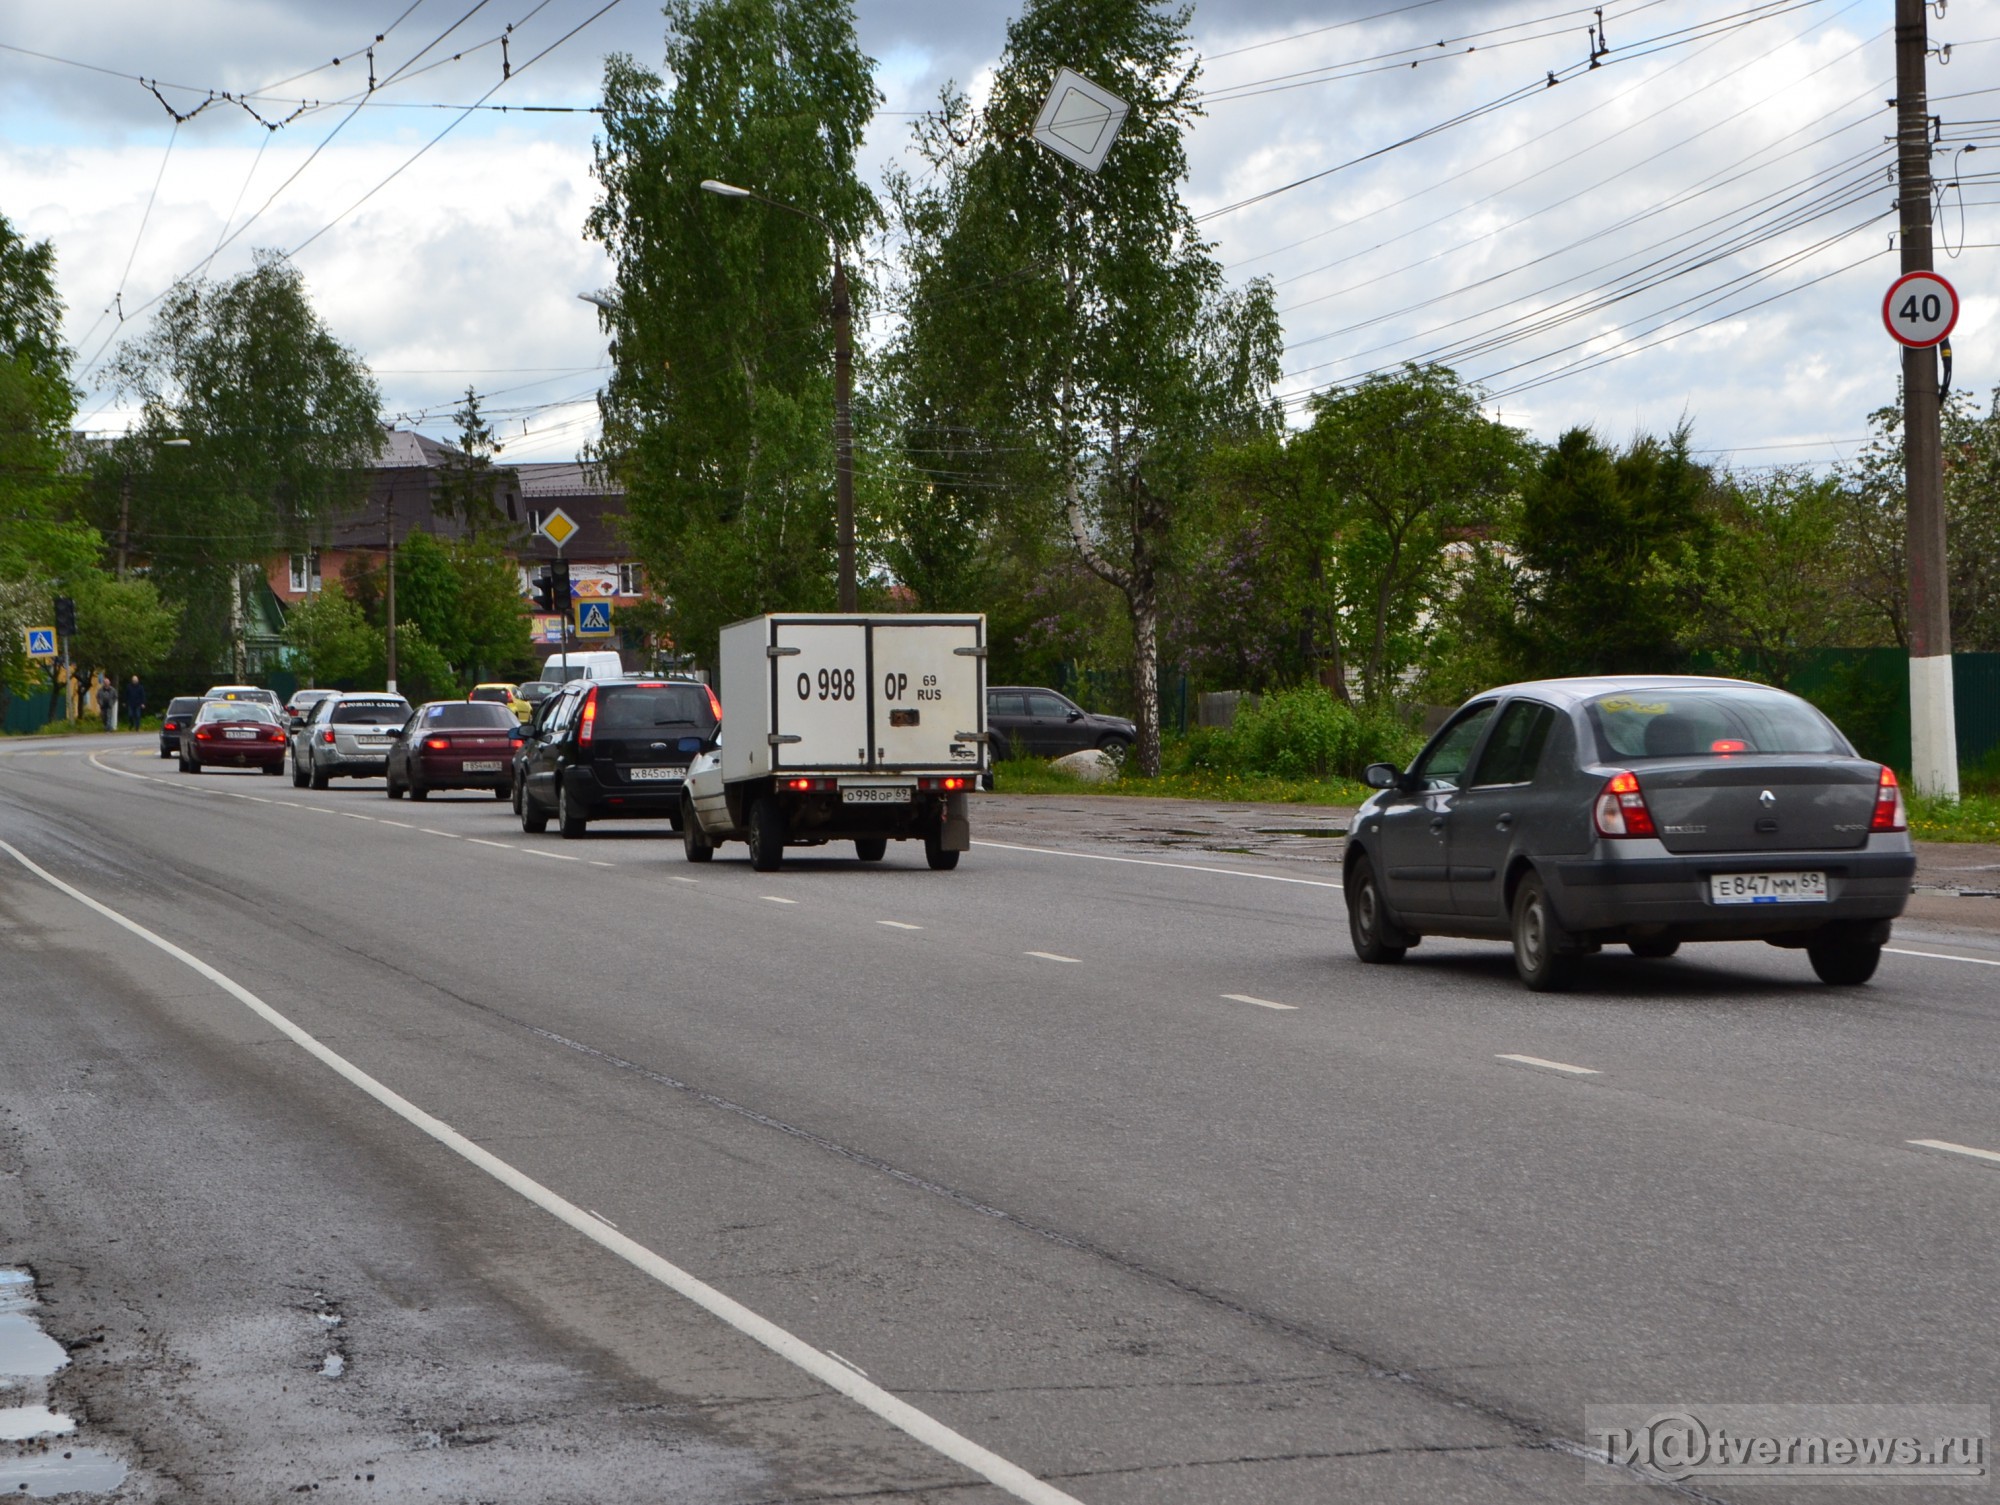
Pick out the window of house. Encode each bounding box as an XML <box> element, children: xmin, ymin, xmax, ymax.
<box><xmin>527</xmin><ymin>509</ymin><xmax>542</xmax><ymax>534</ymax></box>
<box><xmin>289</xmin><ymin>553</ymin><xmax>322</xmax><ymax>593</ymax></box>
<box><xmin>618</xmin><ymin>563</ymin><xmax>643</xmax><ymax>596</ymax></box>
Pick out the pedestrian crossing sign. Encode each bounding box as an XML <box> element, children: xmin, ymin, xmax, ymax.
<box><xmin>24</xmin><ymin>628</ymin><xmax>55</xmax><ymax>660</ymax></box>
<box><xmin>574</xmin><ymin>600</ymin><xmax>613</xmax><ymax>638</ymax></box>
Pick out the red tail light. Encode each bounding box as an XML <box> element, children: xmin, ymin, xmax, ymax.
<box><xmin>578</xmin><ymin>687</ymin><xmax>599</xmax><ymax>749</ymax></box>
<box><xmin>1710</xmin><ymin>739</ymin><xmax>1747</xmax><ymax>754</ymax></box>
<box><xmin>424</xmin><ymin>736</ymin><xmax>450</xmax><ymax>752</ymax></box>
<box><xmin>920</xmin><ymin>776</ymin><xmax>970</xmax><ymax>792</ymax></box>
<box><xmin>784</xmin><ymin>776</ymin><xmax>833</xmax><ymax>792</ymax></box>
<box><xmin>1870</xmin><ymin>766</ymin><xmax>1907</xmax><ymax>833</ymax></box>
<box><xmin>1594</xmin><ymin>770</ymin><xmax>1657</xmax><ymax>838</ymax></box>
<box><xmin>320</xmin><ymin>728</ymin><xmax>336</xmax><ymax>744</ymax></box>
<box><xmin>705</xmin><ymin>684</ymin><xmax>722</xmax><ymax>724</ymax></box>
<box><xmin>194</xmin><ymin>726</ymin><xmax>213</xmax><ymax>741</ymax></box>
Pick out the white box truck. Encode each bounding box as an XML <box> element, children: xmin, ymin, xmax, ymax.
<box><xmin>680</xmin><ymin>613</ymin><xmax>988</xmax><ymax>870</ymax></box>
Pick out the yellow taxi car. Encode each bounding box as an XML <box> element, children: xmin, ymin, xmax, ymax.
<box><xmin>469</xmin><ymin>682</ymin><xmax>531</xmax><ymax>721</ymax></box>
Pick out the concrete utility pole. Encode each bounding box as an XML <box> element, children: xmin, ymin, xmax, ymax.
<box><xmin>385</xmin><ymin>488</ymin><xmax>399</xmax><ymax>694</ymax></box>
<box><xmin>1896</xmin><ymin>0</ymin><xmax>1957</xmax><ymax>797</ymax></box>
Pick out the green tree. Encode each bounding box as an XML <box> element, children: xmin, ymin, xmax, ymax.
<box><xmin>282</xmin><ymin>586</ymin><xmax>383</xmax><ymax>688</ymax></box>
<box><xmin>68</xmin><ymin>573</ymin><xmax>181</xmax><ymax>686</ymax></box>
<box><xmin>0</xmin><ymin>213</ymin><xmax>100</xmax><ymax>703</ymax></box>
<box><xmin>109</xmin><ymin>251</ymin><xmax>381</xmax><ymax>677</ymax></box>
<box><xmin>436</xmin><ymin>387</ymin><xmax>518</xmax><ymax>532</ymax></box>
<box><xmin>587</xmin><ymin>0</ymin><xmax>880</xmax><ymax>664</ymax></box>
<box><xmin>388</xmin><ymin>529</ymin><xmax>529</xmax><ymax>682</ymax></box>
<box><xmin>1293</xmin><ymin>366</ymin><xmax>1529</xmax><ymax>703</ymax></box>
<box><xmin>1509</xmin><ymin>426</ymin><xmax>1719</xmax><ymax>678</ymax></box>
<box><xmin>891</xmin><ymin>0</ymin><xmax>1282</xmax><ymax>774</ymax></box>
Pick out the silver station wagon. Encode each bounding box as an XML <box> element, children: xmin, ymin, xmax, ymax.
<box><xmin>1344</xmin><ymin>677</ymin><xmax>1916</xmax><ymax>990</ymax></box>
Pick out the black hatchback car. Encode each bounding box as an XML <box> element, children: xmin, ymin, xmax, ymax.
<box><xmin>1343</xmin><ymin>677</ymin><xmax>1915</xmax><ymax>991</ymax></box>
<box><xmin>157</xmin><ymin>696</ymin><xmax>204</xmax><ymax>758</ymax></box>
<box><xmin>516</xmin><ymin>677</ymin><xmax>721</xmax><ymax>838</ymax></box>
<box><xmin>986</xmin><ymin>686</ymin><xmax>1135</xmax><ymax>759</ymax></box>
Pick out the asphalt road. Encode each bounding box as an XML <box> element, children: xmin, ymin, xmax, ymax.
<box><xmin>2</xmin><ymin>735</ymin><xmax>1997</xmax><ymax>1503</ymax></box>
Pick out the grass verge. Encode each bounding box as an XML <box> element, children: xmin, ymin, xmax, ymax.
<box><xmin>990</xmin><ymin>755</ymin><xmax>1369</xmax><ymax>807</ymax></box>
<box><xmin>1908</xmin><ymin>793</ymin><xmax>2000</xmax><ymax>844</ymax></box>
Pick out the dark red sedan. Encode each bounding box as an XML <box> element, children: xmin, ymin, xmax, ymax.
<box><xmin>180</xmin><ymin>700</ymin><xmax>287</xmax><ymax>775</ymax></box>
<box><xmin>386</xmin><ymin>701</ymin><xmax>522</xmax><ymax>800</ymax></box>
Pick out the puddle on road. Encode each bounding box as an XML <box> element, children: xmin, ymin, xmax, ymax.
<box><xmin>0</xmin><ymin>1269</ymin><xmax>126</xmax><ymax>1497</ymax></box>
<box><xmin>1251</xmin><ymin>825</ymin><xmax>1347</xmax><ymax>839</ymax></box>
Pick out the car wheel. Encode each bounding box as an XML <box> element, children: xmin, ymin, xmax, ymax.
<box><xmin>493</xmin><ymin>783</ymin><xmax>510</xmax><ymax>800</ymax></box>
<box><xmin>855</xmin><ymin>836</ymin><xmax>887</xmax><ymax>862</ymax></box>
<box><xmin>1511</xmin><ymin>873</ymin><xmax>1578</xmax><ymax>992</ymax></box>
<box><xmin>386</xmin><ymin>772</ymin><xmax>404</xmax><ymax>800</ymax></box>
<box><xmin>1346</xmin><ymin>854</ymin><xmax>1409</xmax><ymax>964</ymax></box>
<box><xmin>747</xmin><ymin>796</ymin><xmax>785</xmax><ymax>871</ymax></box>
<box><xmin>511</xmin><ymin>780</ymin><xmax>524</xmax><ymax>818</ymax></box>
<box><xmin>989</xmin><ymin>733</ymin><xmax>1012</xmax><ymax>763</ymax></box>
<box><xmin>309</xmin><ymin>756</ymin><xmax>329</xmax><ymax>790</ymax></box>
<box><xmin>1808</xmin><ymin>939</ymin><xmax>1882</xmax><ymax>986</ymax></box>
<box><xmin>262</xmin><ymin>761</ymin><xmax>283</xmax><ymax>776</ymax></box>
<box><xmin>682</xmin><ymin>796</ymin><xmax>714</xmax><ymax>863</ymax></box>
<box><xmin>520</xmin><ymin>787</ymin><xmax>549</xmax><ymax>833</ymax></box>
<box><xmin>922</xmin><ymin>824</ymin><xmax>959</xmax><ymax>872</ymax></box>
<box><xmin>409</xmin><ymin>776</ymin><xmax>428</xmax><ymax>801</ymax></box>
<box><xmin>557</xmin><ymin>783</ymin><xmax>587</xmax><ymax>838</ymax></box>
<box><xmin>1096</xmin><ymin>733</ymin><xmax>1131</xmax><ymax>755</ymax></box>
<box><xmin>158</xmin><ymin>745</ymin><xmax>172</xmax><ymax>760</ymax></box>
<box><xmin>291</xmin><ymin>751</ymin><xmax>310</xmax><ymax>788</ymax></box>
<box><xmin>1628</xmin><ymin>937</ymin><xmax>1680</xmax><ymax>959</ymax></box>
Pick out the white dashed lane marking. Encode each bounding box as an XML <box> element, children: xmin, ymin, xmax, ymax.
<box><xmin>1909</xmin><ymin>1138</ymin><xmax>2000</xmax><ymax>1166</ymax></box>
<box><xmin>1026</xmin><ymin>951</ymin><xmax>1081</xmax><ymax>964</ymax></box>
<box><xmin>1496</xmin><ymin>1053</ymin><xmax>1600</xmax><ymax>1077</ymax></box>
<box><xmin>1223</xmin><ymin>993</ymin><xmax>1297</xmax><ymax>1011</ymax></box>
<box><xmin>878</xmin><ymin>921</ymin><xmax>923</xmax><ymax>931</ymax></box>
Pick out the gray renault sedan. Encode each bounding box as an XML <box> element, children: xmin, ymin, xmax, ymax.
<box><xmin>289</xmin><ymin>691</ymin><xmax>413</xmax><ymax>788</ymax></box>
<box><xmin>1344</xmin><ymin>677</ymin><xmax>1915</xmax><ymax>990</ymax></box>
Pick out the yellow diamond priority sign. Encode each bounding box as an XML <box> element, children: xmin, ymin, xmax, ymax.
<box><xmin>537</xmin><ymin>507</ymin><xmax>579</xmax><ymax>548</ymax></box>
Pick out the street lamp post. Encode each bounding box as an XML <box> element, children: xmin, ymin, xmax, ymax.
<box><xmin>700</xmin><ymin>178</ymin><xmax>856</xmax><ymax>610</ymax></box>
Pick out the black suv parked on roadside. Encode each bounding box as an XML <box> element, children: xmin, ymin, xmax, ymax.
<box><xmin>516</xmin><ymin>677</ymin><xmax>722</xmax><ymax>838</ymax></box>
<box><xmin>986</xmin><ymin>686</ymin><xmax>1135</xmax><ymax>760</ymax></box>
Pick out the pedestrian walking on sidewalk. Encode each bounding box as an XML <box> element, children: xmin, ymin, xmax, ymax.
<box><xmin>124</xmin><ymin>674</ymin><xmax>146</xmax><ymax>730</ymax></box>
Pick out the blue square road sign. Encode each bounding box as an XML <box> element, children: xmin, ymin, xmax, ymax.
<box><xmin>574</xmin><ymin>600</ymin><xmax>613</xmax><ymax>638</ymax></box>
<box><xmin>24</xmin><ymin>628</ymin><xmax>56</xmax><ymax>660</ymax></box>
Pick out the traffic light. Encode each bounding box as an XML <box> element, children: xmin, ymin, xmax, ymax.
<box><xmin>53</xmin><ymin>596</ymin><xmax>75</xmax><ymax>638</ymax></box>
<box><xmin>530</xmin><ymin>568</ymin><xmax>555</xmax><ymax>613</ymax></box>
<box><xmin>549</xmin><ymin>558</ymin><xmax>571</xmax><ymax>605</ymax></box>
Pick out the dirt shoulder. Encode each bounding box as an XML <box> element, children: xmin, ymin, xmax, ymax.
<box><xmin>970</xmin><ymin>791</ymin><xmax>2000</xmax><ymax>934</ymax></box>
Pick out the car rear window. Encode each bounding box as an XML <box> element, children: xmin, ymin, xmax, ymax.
<box><xmin>166</xmin><ymin>698</ymin><xmax>202</xmax><ymax>715</ymax></box>
<box><xmin>331</xmin><ymin>700</ymin><xmax>410</xmax><ymax>725</ymax></box>
<box><xmin>469</xmin><ymin>687</ymin><xmax>512</xmax><ymax>703</ymax></box>
<box><xmin>595</xmin><ymin>685</ymin><xmax>715</xmax><ymax>731</ymax></box>
<box><xmin>422</xmin><ymin>703</ymin><xmax>518</xmax><ymax>728</ymax></box>
<box><xmin>199</xmin><ymin>702</ymin><xmax>276</xmax><ymax>723</ymax></box>
<box><xmin>1587</xmin><ymin>688</ymin><xmax>1847</xmax><ymax>759</ymax></box>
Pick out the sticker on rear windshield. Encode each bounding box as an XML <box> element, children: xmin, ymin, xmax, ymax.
<box><xmin>1598</xmin><ymin>696</ymin><xmax>1668</xmax><ymax>715</ymax></box>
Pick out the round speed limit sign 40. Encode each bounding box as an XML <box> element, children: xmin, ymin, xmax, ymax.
<box><xmin>1883</xmin><ymin>270</ymin><xmax>1959</xmax><ymax>348</ymax></box>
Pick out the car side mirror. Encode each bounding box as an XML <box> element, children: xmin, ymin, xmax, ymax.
<box><xmin>1363</xmin><ymin>762</ymin><xmax>1408</xmax><ymax>791</ymax></box>
<box><xmin>1066</xmin><ymin>708</ymin><xmax>1084</xmax><ymax>721</ymax></box>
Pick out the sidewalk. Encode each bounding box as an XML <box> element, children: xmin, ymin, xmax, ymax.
<box><xmin>972</xmin><ymin>792</ymin><xmax>2000</xmax><ymax>934</ymax></box>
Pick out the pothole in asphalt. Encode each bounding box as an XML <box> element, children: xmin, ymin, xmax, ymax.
<box><xmin>0</xmin><ymin>1268</ymin><xmax>127</xmax><ymax>1498</ymax></box>
<box><xmin>1250</xmin><ymin>826</ymin><xmax>1347</xmax><ymax>838</ymax></box>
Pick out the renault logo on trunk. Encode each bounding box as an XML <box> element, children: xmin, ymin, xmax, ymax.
<box><xmin>1759</xmin><ymin>790</ymin><xmax>1777</xmax><ymax>806</ymax></box>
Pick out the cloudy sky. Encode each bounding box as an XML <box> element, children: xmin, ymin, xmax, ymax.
<box><xmin>2</xmin><ymin>0</ymin><xmax>1992</xmax><ymax>472</ymax></box>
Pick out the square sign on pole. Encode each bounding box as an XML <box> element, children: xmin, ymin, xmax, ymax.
<box><xmin>574</xmin><ymin>600</ymin><xmax>614</xmax><ymax>639</ymax></box>
<box><xmin>1031</xmin><ymin>68</ymin><xmax>1130</xmax><ymax>173</ymax></box>
<box><xmin>536</xmin><ymin>507</ymin><xmax>580</xmax><ymax>550</ymax></box>
<box><xmin>23</xmin><ymin>628</ymin><xmax>56</xmax><ymax>660</ymax></box>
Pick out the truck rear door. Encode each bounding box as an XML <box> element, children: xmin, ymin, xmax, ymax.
<box><xmin>872</xmin><ymin>620</ymin><xmax>983</xmax><ymax>771</ymax></box>
<box><xmin>771</xmin><ymin>620</ymin><xmax>870</xmax><ymax>770</ymax></box>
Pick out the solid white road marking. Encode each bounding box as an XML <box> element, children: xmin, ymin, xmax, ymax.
<box><xmin>1887</xmin><ymin>947</ymin><xmax>2000</xmax><ymax>969</ymax></box>
<box><xmin>1496</xmin><ymin>1053</ymin><xmax>1600</xmax><ymax>1077</ymax></box>
<box><xmin>1223</xmin><ymin>993</ymin><xmax>1297</xmax><ymax>1011</ymax></box>
<box><xmin>763</xmin><ymin>896</ymin><xmax>798</xmax><ymax>905</ymax></box>
<box><xmin>87</xmin><ymin>752</ymin><xmax>153</xmax><ymax>783</ymax></box>
<box><xmin>1026</xmin><ymin>951</ymin><xmax>1081</xmax><ymax>964</ymax></box>
<box><xmin>975</xmin><ymin>838</ymin><xmax>1343</xmax><ymax>890</ymax></box>
<box><xmin>587</xmin><ymin>1209</ymin><xmax>620</xmax><ymax>1229</ymax></box>
<box><xmin>1909</xmin><ymin>1138</ymin><xmax>2000</xmax><ymax>1165</ymax></box>
<box><xmin>878</xmin><ymin>920</ymin><xmax>923</xmax><ymax>931</ymax></box>
<box><xmin>828</xmin><ymin>1350</ymin><xmax>869</xmax><ymax>1379</ymax></box>
<box><xmin>0</xmin><ymin>838</ymin><xmax>1086</xmax><ymax>1505</ymax></box>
